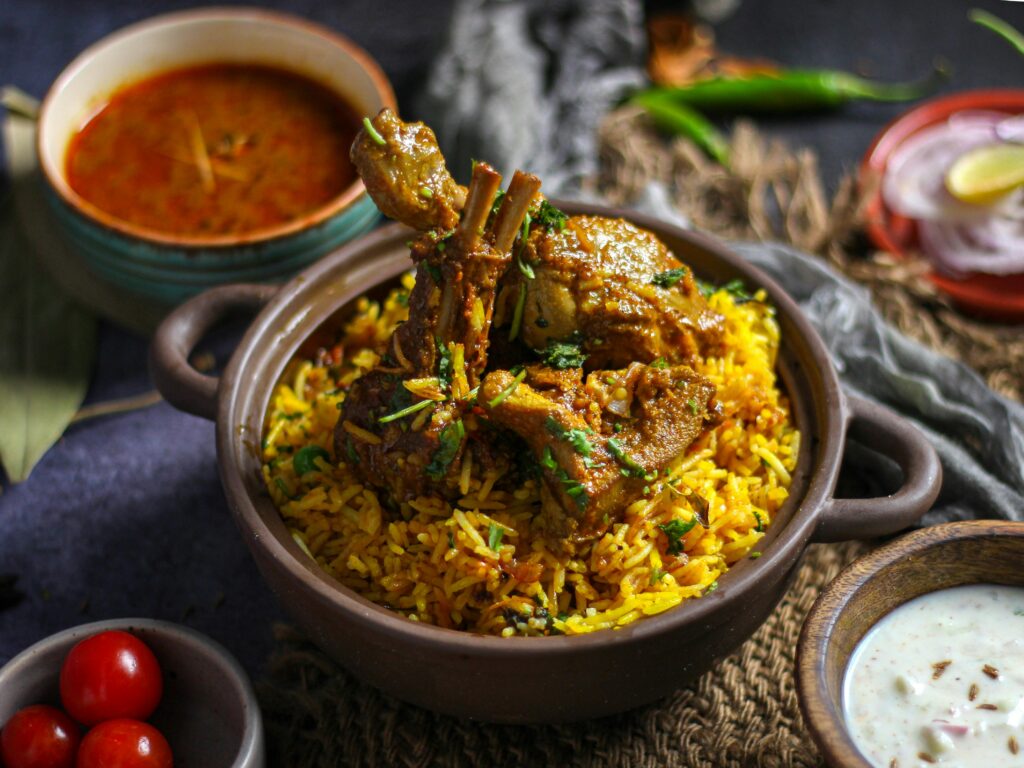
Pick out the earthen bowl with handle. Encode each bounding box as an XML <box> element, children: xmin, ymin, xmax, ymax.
<box><xmin>797</xmin><ymin>520</ymin><xmax>1024</xmax><ymax>767</ymax></box>
<box><xmin>150</xmin><ymin>203</ymin><xmax>942</xmax><ymax>723</ymax></box>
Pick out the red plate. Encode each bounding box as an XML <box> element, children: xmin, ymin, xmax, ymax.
<box><xmin>862</xmin><ymin>89</ymin><xmax>1024</xmax><ymax>322</ymax></box>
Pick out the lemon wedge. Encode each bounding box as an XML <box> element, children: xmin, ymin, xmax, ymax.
<box><xmin>945</xmin><ymin>143</ymin><xmax>1024</xmax><ymax>205</ymax></box>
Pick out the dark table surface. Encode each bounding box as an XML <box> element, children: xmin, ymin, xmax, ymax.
<box><xmin>2</xmin><ymin>0</ymin><xmax>1022</xmax><ymax>681</ymax></box>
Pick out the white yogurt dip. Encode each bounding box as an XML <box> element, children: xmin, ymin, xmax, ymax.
<box><xmin>843</xmin><ymin>583</ymin><xmax>1024</xmax><ymax>767</ymax></box>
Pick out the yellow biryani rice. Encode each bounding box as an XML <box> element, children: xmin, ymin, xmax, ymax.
<box><xmin>261</xmin><ymin>272</ymin><xmax>799</xmax><ymax>636</ymax></box>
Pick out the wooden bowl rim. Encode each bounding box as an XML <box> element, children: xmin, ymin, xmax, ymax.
<box><xmin>797</xmin><ymin>519</ymin><xmax>1024</xmax><ymax>768</ymax></box>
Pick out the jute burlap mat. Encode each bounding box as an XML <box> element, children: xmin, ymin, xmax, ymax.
<box><xmin>257</xmin><ymin>109</ymin><xmax>1022</xmax><ymax>766</ymax></box>
<box><xmin>258</xmin><ymin>542</ymin><xmax>866</xmax><ymax>767</ymax></box>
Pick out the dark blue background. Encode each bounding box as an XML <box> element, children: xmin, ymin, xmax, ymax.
<box><xmin>2</xmin><ymin>0</ymin><xmax>1022</xmax><ymax>678</ymax></box>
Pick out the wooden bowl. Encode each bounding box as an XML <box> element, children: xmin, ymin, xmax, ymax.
<box><xmin>0</xmin><ymin>618</ymin><xmax>265</xmax><ymax>767</ymax></box>
<box><xmin>797</xmin><ymin>520</ymin><xmax>1024</xmax><ymax>767</ymax></box>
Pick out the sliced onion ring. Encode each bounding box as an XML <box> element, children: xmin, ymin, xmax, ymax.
<box><xmin>918</xmin><ymin>205</ymin><xmax>1024</xmax><ymax>277</ymax></box>
<box><xmin>882</xmin><ymin>112</ymin><xmax>1008</xmax><ymax>222</ymax></box>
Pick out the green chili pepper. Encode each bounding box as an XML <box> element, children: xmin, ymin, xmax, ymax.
<box><xmin>631</xmin><ymin>92</ymin><xmax>731</xmax><ymax>167</ymax></box>
<box><xmin>970</xmin><ymin>9</ymin><xmax>1024</xmax><ymax>56</ymax></box>
<box><xmin>635</xmin><ymin>63</ymin><xmax>947</xmax><ymax>115</ymax></box>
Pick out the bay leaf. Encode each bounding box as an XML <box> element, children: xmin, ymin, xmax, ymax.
<box><xmin>0</xmin><ymin>200</ymin><xmax>96</xmax><ymax>482</ymax></box>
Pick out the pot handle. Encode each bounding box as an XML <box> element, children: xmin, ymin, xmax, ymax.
<box><xmin>150</xmin><ymin>283</ymin><xmax>277</xmax><ymax>421</ymax></box>
<box><xmin>811</xmin><ymin>393</ymin><xmax>942</xmax><ymax>543</ymax></box>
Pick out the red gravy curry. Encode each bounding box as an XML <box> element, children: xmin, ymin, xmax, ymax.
<box><xmin>65</xmin><ymin>64</ymin><xmax>361</xmax><ymax>238</ymax></box>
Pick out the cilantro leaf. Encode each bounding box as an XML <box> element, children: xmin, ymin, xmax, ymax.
<box><xmin>539</xmin><ymin>335</ymin><xmax>587</xmax><ymax>369</ymax></box>
<box><xmin>722</xmin><ymin>278</ymin><xmax>753</xmax><ymax>303</ymax></box>
<box><xmin>545</xmin><ymin>417</ymin><xmax>595</xmax><ymax>458</ymax></box>
<box><xmin>488</xmin><ymin>523</ymin><xmax>505</xmax><ymax>551</ymax></box>
<box><xmin>436</xmin><ymin>339</ymin><xmax>452</xmax><ymax>389</ymax></box>
<box><xmin>658</xmin><ymin>517</ymin><xmax>698</xmax><ymax>555</ymax></box>
<box><xmin>651</xmin><ymin>267</ymin><xmax>689</xmax><ymax>288</ymax></box>
<box><xmin>425</xmin><ymin>419</ymin><xmax>465</xmax><ymax>480</ymax></box>
<box><xmin>540</xmin><ymin>446</ymin><xmax>587</xmax><ymax>510</ymax></box>
<box><xmin>534</xmin><ymin>200</ymin><xmax>568</xmax><ymax>231</ymax></box>
<box><xmin>490</xmin><ymin>189</ymin><xmax>506</xmax><ymax>218</ymax></box>
<box><xmin>607</xmin><ymin>437</ymin><xmax>646</xmax><ymax>478</ymax></box>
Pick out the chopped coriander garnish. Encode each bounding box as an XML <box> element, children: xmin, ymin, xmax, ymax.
<box><xmin>509</xmin><ymin>282</ymin><xmax>527</xmax><ymax>341</ymax></box>
<box><xmin>274</xmin><ymin>476</ymin><xmax>296</xmax><ymax>500</ymax></box>
<box><xmin>752</xmin><ymin>510</ymin><xmax>765</xmax><ymax>533</ymax></box>
<box><xmin>516</xmin><ymin>241</ymin><xmax>536</xmax><ymax>280</ymax></box>
<box><xmin>722</xmin><ymin>278</ymin><xmax>753</xmax><ymax>303</ymax></box>
<box><xmin>345</xmin><ymin>435</ymin><xmax>360</xmax><ymax>466</ymax></box>
<box><xmin>650</xmin><ymin>568</ymin><xmax>666</xmax><ymax>584</ymax></box>
<box><xmin>750</xmin><ymin>551</ymin><xmax>762</xmax><ymax>559</ymax></box>
<box><xmin>539</xmin><ymin>335</ymin><xmax>587</xmax><ymax>369</ymax></box>
<box><xmin>706</xmin><ymin>581</ymin><xmax>719</xmax><ymax>593</ymax></box>
<box><xmin>651</xmin><ymin>267</ymin><xmax>688</xmax><ymax>288</ymax></box>
<box><xmin>377</xmin><ymin>398</ymin><xmax>434</xmax><ymax>424</ymax></box>
<box><xmin>535</xmin><ymin>200</ymin><xmax>568</xmax><ymax>231</ymax></box>
<box><xmin>607</xmin><ymin>437</ymin><xmax>646</xmax><ymax>478</ymax></box>
<box><xmin>650</xmin><ymin>357</ymin><xmax>669</xmax><ymax>369</ymax></box>
<box><xmin>540</xmin><ymin>446</ymin><xmax>588</xmax><ymax>510</ymax></box>
<box><xmin>490</xmin><ymin>189</ymin><xmax>506</xmax><ymax>218</ymax></box>
<box><xmin>362</xmin><ymin>116</ymin><xmax>386</xmax><ymax>146</ymax></box>
<box><xmin>687</xmin><ymin>397</ymin><xmax>699</xmax><ymax>415</ymax></box>
<box><xmin>488</xmin><ymin>367</ymin><xmax>527</xmax><ymax>408</ymax></box>
<box><xmin>658</xmin><ymin>517</ymin><xmax>698</xmax><ymax>554</ymax></box>
<box><xmin>545</xmin><ymin>417</ymin><xmax>595</xmax><ymax>458</ymax></box>
<box><xmin>425</xmin><ymin>263</ymin><xmax>442</xmax><ymax>284</ymax></box>
<box><xmin>488</xmin><ymin>523</ymin><xmax>505</xmax><ymax>551</ymax></box>
<box><xmin>425</xmin><ymin>419</ymin><xmax>465</xmax><ymax>480</ymax></box>
<box><xmin>448</xmin><ymin>531</ymin><xmax>456</xmax><ymax>549</ymax></box>
<box><xmin>437</xmin><ymin>340</ymin><xmax>452</xmax><ymax>389</ymax></box>
<box><xmin>293</xmin><ymin>445</ymin><xmax>330</xmax><ymax>475</ymax></box>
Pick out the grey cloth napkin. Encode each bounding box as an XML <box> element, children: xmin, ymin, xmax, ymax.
<box><xmin>420</xmin><ymin>0</ymin><xmax>1024</xmax><ymax>525</ymax></box>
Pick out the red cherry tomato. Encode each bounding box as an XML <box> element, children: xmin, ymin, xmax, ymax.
<box><xmin>0</xmin><ymin>704</ymin><xmax>80</xmax><ymax>768</ymax></box>
<box><xmin>74</xmin><ymin>720</ymin><xmax>172</xmax><ymax>768</ymax></box>
<box><xmin>59</xmin><ymin>631</ymin><xmax>163</xmax><ymax>726</ymax></box>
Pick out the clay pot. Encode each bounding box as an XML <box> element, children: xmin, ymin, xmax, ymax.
<box><xmin>151</xmin><ymin>203</ymin><xmax>941</xmax><ymax>723</ymax></box>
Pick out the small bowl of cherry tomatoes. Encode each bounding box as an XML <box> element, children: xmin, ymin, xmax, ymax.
<box><xmin>0</xmin><ymin>618</ymin><xmax>264</xmax><ymax>768</ymax></box>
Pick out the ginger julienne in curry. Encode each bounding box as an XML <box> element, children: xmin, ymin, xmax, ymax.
<box><xmin>262</xmin><ymin>108</ymin><xmax>798</xmax><ymax>636</ymax></box>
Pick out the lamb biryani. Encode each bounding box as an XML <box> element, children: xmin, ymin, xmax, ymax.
<box><xmin>261</xmin><ymin>109</ymin><xmax>799</xmax><ymax>637</ymax></box>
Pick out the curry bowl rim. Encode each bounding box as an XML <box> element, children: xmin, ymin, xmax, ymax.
<box><xmin>36</xmin><ymin>5</ymin><xmax>397</xmax><ymax>250</ymax></box>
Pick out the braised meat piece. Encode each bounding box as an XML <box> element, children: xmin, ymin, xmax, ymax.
<box><xmin>480</xmin><ymin>362</ymin><xmax>717</xmax><ymax>541</ymax></box>
<box><xmin>351</xmin><ymin>107</ymin><xmax>467</xmax><ymax>232</ymax></box>
<box><xmin>497</xmin><ymin>215</ymin><xmax>725</xmax><ymax>369</ymax></box>
<box><xmin>335</xmin><ymin>162</ymin><xmax>540</xmax><ymax>501</ymax></box>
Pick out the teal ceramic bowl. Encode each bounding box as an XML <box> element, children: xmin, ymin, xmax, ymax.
<box><xmin>36</xmin><ymin>8</ymin><xmax>395</xmax><ymax>306</ymax></box>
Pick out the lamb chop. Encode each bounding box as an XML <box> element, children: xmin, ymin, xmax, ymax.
<box><xmin>335</xmin><ymin>112</ymin><xmax>540</xmax><ymax>501</ymax></box>
<box><xmin>350</xmin><ymin>107</ymin><xmax>467</xmax><ymax>232</ymax></box>
<box><xmin>480</xmin><ymin>362</ymin><xmax>717</xmax><ymax>542</ymax></box>
<box><xmin>496</xmin><ymin>214</ymin><xmax>725</xmax><ymax>370</ymax></box>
